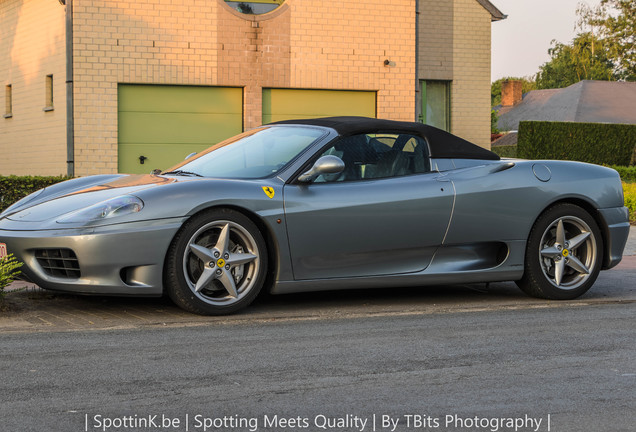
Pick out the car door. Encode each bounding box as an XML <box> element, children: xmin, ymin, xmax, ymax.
<box><xmin>283</xmin><ymin>133</ymin><xmax>454</xmax><ymax>280</ymax></box>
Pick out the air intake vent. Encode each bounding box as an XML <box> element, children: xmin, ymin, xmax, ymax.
<box><xmin>35</xmin><ymin>249</ymin><xmax>81</xmax><ymax>279</ymax></box>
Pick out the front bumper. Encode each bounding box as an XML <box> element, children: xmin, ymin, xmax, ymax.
<box><xmin>0</xmin><ymin>218</ymin><xmax>185</xmax><ymax>296</ymax></box>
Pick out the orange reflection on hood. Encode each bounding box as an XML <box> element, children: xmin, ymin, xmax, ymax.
<box><xmin>65</xmin><ymin>174</ymin><xmax>177</xmax><ymax>197</ymax></box>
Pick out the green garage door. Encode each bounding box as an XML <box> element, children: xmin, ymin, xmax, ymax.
<box><xmin>262</xmin><ymin>89</ymin><xmax>376</xmax><ymax>124</ymax></box>
<box><xmin>118</xmin><ymin>85</ymin><xmax>243</xmax><ymax>174</ymax></box>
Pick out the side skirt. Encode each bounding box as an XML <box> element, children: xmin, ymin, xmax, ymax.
<box><xmin>271</xmin><ymin>240</ymin><xmax>526</xmax><ymax>295</ymax></box>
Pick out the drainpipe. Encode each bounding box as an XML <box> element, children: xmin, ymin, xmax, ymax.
<box><xmin>64</xmin><ymin>0</ymin><xmax>74</xmax><ymax>177</ymax></box>
<box><xmin>414</xmin><ymin>0</ymin><xmax>420</xmax><ymax>122</ymax></box>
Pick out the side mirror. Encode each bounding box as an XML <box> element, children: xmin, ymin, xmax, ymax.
<box><xmin>298</xmin><ymin>155</ymin><xmax>345</xmax><ymax>183</ymax></box>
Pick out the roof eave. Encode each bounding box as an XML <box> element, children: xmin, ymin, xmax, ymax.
<box><xmin>476</xmin><ymin>0</ymin><xmax>507</xmax><ymax>22</ymax></box>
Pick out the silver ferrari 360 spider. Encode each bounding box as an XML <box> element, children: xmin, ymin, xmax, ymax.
<box><xmin>0</xmin><ymin>117</ymin><xmax>629</xmax><ymax>314</ymax></box>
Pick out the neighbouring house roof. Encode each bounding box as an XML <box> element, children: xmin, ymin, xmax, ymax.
<box><xmin>492</xmin><ymin>131</ymin><xmax>518</xmax><ymax>147</ymax></box>
<box><xmin>496</xmin><ymin>80</ymin><xmax>636</xmax><ymax>131</ymax></box>
<box><xmin>477</xmin><ymin>0</ymin><xmax>507</xmax><ymax>21</ymax></box>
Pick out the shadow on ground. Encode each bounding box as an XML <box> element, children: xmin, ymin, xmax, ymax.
<box><xmin>1</xmin><ymin>254</ymin><xmax>635</xmax><ymax>333</ymax></box>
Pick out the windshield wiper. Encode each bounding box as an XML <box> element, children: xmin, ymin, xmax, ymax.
<box><xmin>162</xmin><ymin>170</ymin><xmax>203</xmax><ymax>177</ymax></box>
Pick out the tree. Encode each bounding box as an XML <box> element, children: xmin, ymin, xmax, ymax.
<box><xmin>535</xmin><ymin>0</ymin><xmax>634</xmax><ymax>89</ymax></box>
<box><xmin>577</xmin><ymin>0</ymin><xmax>635</xmax><ymax>81</ymax></box>
<box><xmin>491</xmin><ymin>77</ymin><xmax>536</xmax><ymax>106</ymax></box>
<box><xmin>491</xmin><ymin>109</ymin><xmax>500</xmax><ymax>134</ymax></box>
<box><xmin>237</xmin><ymin>2</ymin><xmax>255</xmax><ymax>14</ymax></box>
<box><xmin>536</xmin><ymin>32</ymin><xmax>616</xmax><ymax>89</ymax></box>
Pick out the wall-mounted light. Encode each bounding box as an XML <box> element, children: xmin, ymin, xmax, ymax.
<box><xmin>384</xmin><ymin>59</ymin><xmax>396</xmax><ymax>67</ymax></box>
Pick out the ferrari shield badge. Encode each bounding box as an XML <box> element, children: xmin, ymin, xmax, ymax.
<box><xmin>262</xmin><ymin>186</ymin><xmax>275</xmax><ymax>199</ymax></box>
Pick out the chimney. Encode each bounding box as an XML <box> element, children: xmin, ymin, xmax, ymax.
<box><xmin>501</xmin><ymin>80</ymin><xmax>523</xmax><ymax>106</ymax></box>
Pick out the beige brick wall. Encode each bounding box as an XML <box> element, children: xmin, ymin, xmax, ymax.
<box><xmin>418</xmin><ymin>0</ymin><xmax>453</xmax><ymax>81</ymax></box>
<box><xmin>72</xmin><ymin>0</ymin><xmax>415</xmax><ymax>175</ymax></box>
<box><xmin>417</xmin><ymin>0</ymin><xmax>493</xmax><ymax>148</ymax></box>
<box><xmin>0</xmin><ymin>0</ymin><xmax>67</xmax><ymax>176</ymax></box>
<box><xmin>2</xmin><ymin>0</ymin><xmax>491</xmax><ymax>176</ymax></box>
<box><xmin>73</xmin><ymin>0</ymin><xmax>223</xmax><ymax>175</ymax></box>
<box><xmin>288</xmin><ymin>0</ymin><xmax>415</xmax><ymax>121</ymax></box>
<box><xmin>450</xmin><ymin>0</ymin><xmax>492</xmax><ymax>148</ymax></box>
<box><xmin>216</xmin><ymin>2</ymin><xmax>291</xmax><ymax>130</ymax></box>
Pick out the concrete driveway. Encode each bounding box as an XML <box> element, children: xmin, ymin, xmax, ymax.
<box><xmin>1</xmin><ymin>228</ymin><xmax>635</xmax><ymax>333</ymax></box>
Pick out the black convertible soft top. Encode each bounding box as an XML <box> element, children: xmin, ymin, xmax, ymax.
<box><xmin>271</xmin><ymin>116</ymin><xmax>500</xmax><ymax>160</ymax></box>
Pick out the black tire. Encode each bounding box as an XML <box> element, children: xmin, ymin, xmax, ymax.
<box><xmin>165</xmin><ymin>208</ymin><xmax>268</xmax><ymax>315</ymax></box>
<box><xmin>516</xmin><ymin>203</ymin><xmax>603</xmax><ymax>300</ymax></box>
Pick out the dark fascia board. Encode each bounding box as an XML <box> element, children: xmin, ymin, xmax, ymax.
<box><xmin>476</xmin><ymin>0</ymin><xmax>507</xmax><ymax>21</ymax></box>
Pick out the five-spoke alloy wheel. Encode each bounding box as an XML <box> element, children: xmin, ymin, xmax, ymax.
<box><xmin>165</xmin><ymin>208</ymin><xmax>267</xmax><ymax>315</ymax></box>
<box><xmin>517</xmin><ymin>203</ymin><xmax>603</xmax><ymax>300</ymax></box>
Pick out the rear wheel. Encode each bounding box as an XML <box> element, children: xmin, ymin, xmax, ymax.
<box><xmin>516</xmin><ymin>203</ymin><xmax>603</xmax><ymax>300</ymax></box>
<box><xmin>165</xmin><ymin>208</ymin><xmax>267</xmax><ymax>315</ymax></box>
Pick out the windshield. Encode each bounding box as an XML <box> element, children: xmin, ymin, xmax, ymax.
<box><xmin>162</xmin><ymin>126</ymin><xmax>326</xmax><ymax>179</ymax></box>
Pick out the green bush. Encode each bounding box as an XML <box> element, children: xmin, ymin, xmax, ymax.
<box><xmin>518</xmin><ymin>121</ymin><xmax>636</xmax><ymax>166</ymax></box>
<box><xmin>623</xmin><ymin>182</ymin><xmax>636</xmax><ymax>224</ymax></box>
<box><xmin>491</xmin><ymin>109</ymin><xmax>500</xmax><ymax>134</ymax></box>
<box><xmin>0</xmin><ymin>175</ymin><xmax>69</xmax><ymax>213</ymax></box>
<box><xmin>608</xmin><ymin>165</ymin><xmax>636</xmax><ymax>183</ymax></box>
<box><xmin>492</xmin><ymin>145</ymin><xmax>517</xmax><ymax>158</ymax></box>
<box><xmin>0</xmin><ymin>254</ymin><xmax>23</xmax><ymax>296</ymax></box>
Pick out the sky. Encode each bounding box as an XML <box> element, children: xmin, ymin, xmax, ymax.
<box><xmin>491</xmin><ymin>0</ymin><xmax>602</xmax><ymax>82</ymax></box>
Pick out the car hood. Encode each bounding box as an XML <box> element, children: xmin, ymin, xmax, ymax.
<box><xmin>4</xmin><ymin>174</ymin><xmax>181</xmax><ymax>222</ymax></box>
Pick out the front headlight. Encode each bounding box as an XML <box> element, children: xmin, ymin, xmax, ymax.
<box><xmin>57</xmin><ymin>195</ymin><xmax>144</xmax><ymax>224</ymax></box>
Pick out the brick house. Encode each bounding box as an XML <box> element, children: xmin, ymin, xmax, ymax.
<box><xmin>1</xmin><ymin>0</ymin><xmax>505</xmax><ymax>176</ymax></box>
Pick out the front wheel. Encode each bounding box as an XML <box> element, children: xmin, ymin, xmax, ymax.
<box><xmin>516</xmin><ymin>203</ymin><xmax>603</xmax><ymax>300</ymax></box>
<box><xmin>165</xmin><ymin>208</ymin><xmax>268</xmax><ymax>315</ymax></box>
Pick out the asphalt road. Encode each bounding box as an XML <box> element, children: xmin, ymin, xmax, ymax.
<box><xmin>1</xmin><ymin>301</ymin><xmax>634</xmax><ymax>432</ymax></box>
<box><xmin>1</xmin><ymin>229</ymin><xmax>634</xmax><ymax>432</ymax></box>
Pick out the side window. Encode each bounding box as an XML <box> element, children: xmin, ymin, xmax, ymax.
<box><xmin>314</xmin><ymin>133</ymin><xmax>430</xmax><ymax>182</ymax></box>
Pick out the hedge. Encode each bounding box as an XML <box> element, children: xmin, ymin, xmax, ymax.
<box><xmin>491</xmin><ymin>145</ymin><xmax>517</xmax><ymax>158</ymax></box>
<box><xmin>518</xmin><ymin>121</ymin><xmax>636</xmax><ymax>166</ymax></box>
<box><xmin>0</xmin><ymin>175</ymin><xmax>69</xmax><ymax>213</ymax></box>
